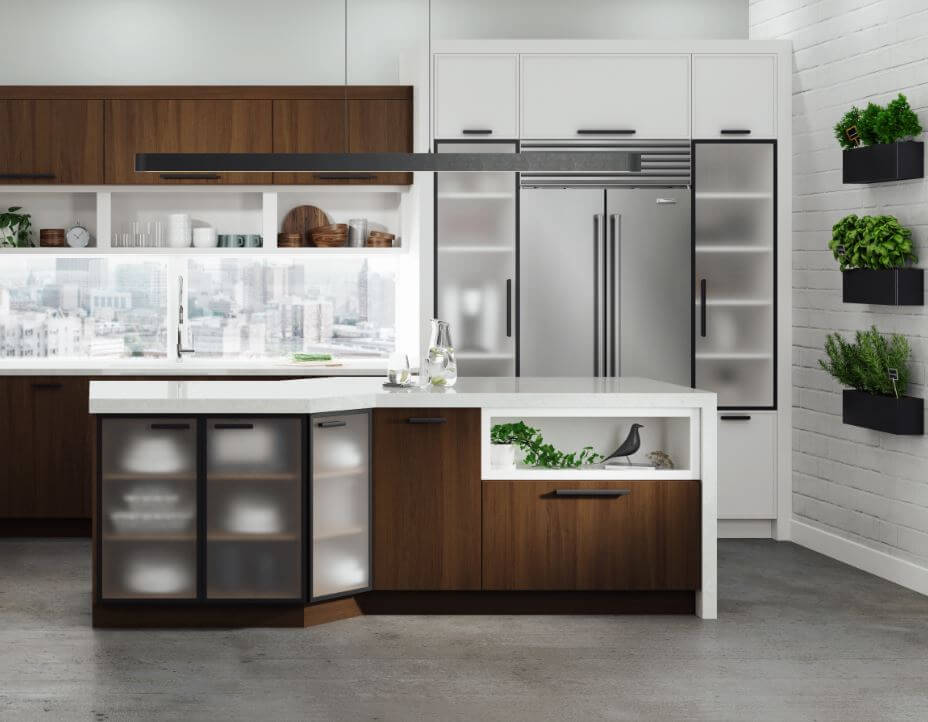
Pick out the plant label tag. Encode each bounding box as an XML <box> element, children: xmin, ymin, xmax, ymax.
<box><xmin>888</xmin><ymin>368</ymin><xmax>899</xmax><ymax>381</ymax></box>
<box><xmin>845</xmin><ymin>125</ymin><xmax>860</xmax><ymax>145</ymax></box>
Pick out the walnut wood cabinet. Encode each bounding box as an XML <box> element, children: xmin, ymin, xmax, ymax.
<box><xmin>0</xmin><ymin>99</ymin><xmax>104</xmax><ymax>184</ymax></box>
<box><xmin>0</xmin><ymin>377</ymin><xmax>93</xmax><ymax>521</ymax></box>
<box><xmin>273</xmin><ymin>91</ymin><xmax>413</xmax><ymax>186</ymax></box>
<box><xmin>0</xmin><ymin>86</ymin><xmax>413</xmax><ymax>186</ymax></box>
<box><xmin>105</xmin><ymin>98</ymin><xmax>274</xmax><ymax>185</ymax></box>
<box><xmin>482</xmin><ymin>480</ymin><xmax>701</xmax><ymax>591</ymax></box>
<box><xmin>372</xmin><ymin>408</ymin><xmax>481</xmax><ymax>590</ymax></box>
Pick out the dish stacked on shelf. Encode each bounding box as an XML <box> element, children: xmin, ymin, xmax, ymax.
<box><xmin>310</xmin><ymin>223</ymin><xmax>349</xmax><ymax>248</ymax></box>
<box><xmin>366</xmin><ymin>230</ymin><xmax>395</xmax><ymax>248</ymax></box>
<box><xmin>277</xmin><ymin>232</ymin><xmax>303</xmax><ymax>248</ymax></box>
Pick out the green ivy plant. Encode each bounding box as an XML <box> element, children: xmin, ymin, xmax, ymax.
<box><xmin>490</xmin><ymin>421</ymin><xmax>603</xmax><ymax>469</ymax></box>
<box><xmin>0</xmin><ymin>206</ymin><xmax>33</xmax><ymax>248</ymax></box>
<box><xmin>829</xmin><ymin>214</ymin><xmax>916</xmax><ymax>270</ymax></box>
<box><xmin>819</xmin><ymin>326</ymin><xmax>910</xmax><ymax>398</ymax></box>
<box><xmin>834</xmin><ymin>94</ymin><xmax>923</xmax><ymax>149</ymax></box>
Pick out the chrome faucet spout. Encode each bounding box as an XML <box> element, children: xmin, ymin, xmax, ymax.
<box><xmin>176</xmin><ymin>275</ymin><xmax>195</xmax><ymax>357</ymax></box>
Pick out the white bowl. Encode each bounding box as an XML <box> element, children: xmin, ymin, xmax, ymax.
<box><xmin>192</xmin><ymin>227</ymin><xmax>217</xmax><ymax>248</ymax></box>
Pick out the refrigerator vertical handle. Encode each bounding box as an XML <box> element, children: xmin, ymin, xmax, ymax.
<box><xmin>506</xmin><ymin>278</ymin><xmax>512</xmax><ymax>338</ymax></box>
<box><xmin>609</xmin><ymin>213</ymin><xmax>620</xmax><ymax>377</ymax></box>
<box><xmin>700</xmin><ymin>279</ymin><xmax>708</xmax><ymax>337</ymax></box>
<box><xmin>593</xmin><ymin>214</ymin><xmax>605</xmax><ymax>377</ymax></box>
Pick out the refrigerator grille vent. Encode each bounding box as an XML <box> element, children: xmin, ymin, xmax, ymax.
<box><xmin>520</xmin><ymin>140</ymin><xmax>690</xmax><ymax>187</ymax></box>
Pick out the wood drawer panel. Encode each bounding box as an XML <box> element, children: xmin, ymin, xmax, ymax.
<box><xmin>372</xmin><ymin>408</ymin><xmax>481</xmax><ymax>590</ymax></box>
<box><xmin>482</xmin><ymin>480</ymin><xmax>700</xmax><ymax>591</ymax></box>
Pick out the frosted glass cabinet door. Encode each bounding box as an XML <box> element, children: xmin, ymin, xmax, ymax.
<box><xmin>435</xmin><ymin>141</ymin><xmax>517</xmax><ymax>376</ymax></box>
<box><xmin>100</xmin><ymin>418</ymin><xmax>198</xmax><ymax>600</ymax></box>
<box><xmin>693</xmin><ymin>141</ymin><xmax>776</xmax><ymax>408</ymax></box>
<box><xmin>310</xmin><ymin>411</ymin><xmax>371</xmax><ymax>600</ymax></box>
<box><xmin>205</xmin><ymin>417</ymin><xmax>303</xmax><ymax>601</ymax></box>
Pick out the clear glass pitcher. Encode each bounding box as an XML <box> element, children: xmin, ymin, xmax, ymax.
<box><xmin>426</xmin><ymin>319</ymin><xmax>458</xmax><ymax>387</ymax></box>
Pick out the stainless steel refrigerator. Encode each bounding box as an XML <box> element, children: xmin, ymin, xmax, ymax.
<box><xmin>518</xmin><ymin>141</ymin><xmax>692</xmax><ymax>384</ymax></box>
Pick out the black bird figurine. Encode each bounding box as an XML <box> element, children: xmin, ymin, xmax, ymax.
<box><xmin>604</xmin><ymin>424</ymin><xmax>644</xmax><ymax>465</ymax></box>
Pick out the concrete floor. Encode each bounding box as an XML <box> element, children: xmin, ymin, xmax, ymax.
<box><xmin>1</xmin><ymin>540</ymin><xmax>927</xmax><ymax>721</ymax></box>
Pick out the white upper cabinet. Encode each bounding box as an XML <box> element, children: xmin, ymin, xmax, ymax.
<box><xmin>520</xmin><ymin>54</ymin><xmax>690</xmax><ymax>139</ymax></box>
<box><xmin>692</xmin><ymin>54</ymin><xmax>777</xmax><ymax>138</ymax></box>
<box><xmin>433</xmin><ymin>54</ymin><xmax>519</xmax><ymax>139</ymax></box>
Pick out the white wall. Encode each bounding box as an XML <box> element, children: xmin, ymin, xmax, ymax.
<box><xmin>0</xmin><ymin>0</ymin><xmax>427</xmax><ymax>85</ymax></box>
<box><xmin>432</xmin><ymin>0</ymin><xmax>747</xmax><ymax>39</ymax></box>
<box><xmin>750</xmin><ymin>0</ymin><xmax>928</xmax><ymax>591</ymax></box>
<box><xmin>0</xmin><ymin>0</ymin><xmax>747</xmax><ymax>86</ymax></box>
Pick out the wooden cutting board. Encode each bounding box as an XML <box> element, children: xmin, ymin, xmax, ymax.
<box><xmin>280</xmin><ymin>205</ymin><xmax>328</xmax><ymax>241</ymax></box>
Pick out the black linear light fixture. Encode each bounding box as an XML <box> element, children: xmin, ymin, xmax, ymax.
<box><xmin>134</xmin><ymin>0</ymin><xmax>642</xmax><ymax>176</ymax></box>
<box><xmin>135</xmin><ymin>151</ymin><xmax>642</xmax><ymax>175</ymax></box>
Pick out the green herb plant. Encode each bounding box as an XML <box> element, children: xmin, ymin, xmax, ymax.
<box><xmin>829</xmin><ymin>214</ymin><xmax>916</xmax><ymax>270</ymax></box>
<box><xmin>0</xmin><ymin>206</ymin><xmax>33</xmax><ymax>248</ymax></box>
<box><xmin>490</xmin><ymin>421</ymin><xmax>603</xmax><ymax>469</ymax></box>
<box><xmin>819</xmin><ymin>326</ymin><xmax>910</xmax><ymax>398</ymax></box>
<box><xmin>291</xmin><ymin>352</ymin><xmax>333</xmax><ymax>362</ymax></box>
<box><xmin>834</xmin><ymin>94</ymin><xmax>923</xmax><ymax>149</ymax></box>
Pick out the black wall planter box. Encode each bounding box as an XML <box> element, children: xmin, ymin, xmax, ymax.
<box><xmin>843</xmin><ymin>390</ymin><xmax>924</xmax><ymax>435</ymax></box>
<box><xmin>842</xmin><ymin>268</ymin><xmax>924</xmax><ymax>305</ymax></box>
<box><xmin>843</xmin><ymin>141</ymin><xmax>924</xmax><ymax>183</ymax></box>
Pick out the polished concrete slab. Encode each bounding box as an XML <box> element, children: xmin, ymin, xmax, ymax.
<box><xmin>1</xmin><ymin>539</ymin><xmax>927</xmax><ymax>721</ymax></box>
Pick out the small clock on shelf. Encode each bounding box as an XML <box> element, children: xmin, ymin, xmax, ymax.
<box><xmin>66</xmin><ymin>221</ymin><xmax>92</xmax><ymax>248</ymax></box>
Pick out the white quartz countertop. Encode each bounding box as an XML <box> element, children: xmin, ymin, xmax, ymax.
<box><xmin>0</xmin><ymin>359</ymin><xmax>387</xmax><ymax>377</ymax></box>
<box><xmin>89</xmin><ymin>376</ymin><xmax>716</xmax><ymax>414</ymax></box>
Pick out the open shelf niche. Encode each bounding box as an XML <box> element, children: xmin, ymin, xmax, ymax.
<box><xmin>481</xmin><ymin>408</ymin><xmax>699</xmax><ymax>481</ymax></box>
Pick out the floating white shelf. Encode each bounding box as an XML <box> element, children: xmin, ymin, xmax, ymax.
<box><xmin>437</xmin><ymin>244</ymin><xmax>512</xmax><ymax>254</ymax></box>
<box><xmin>0</xmin><ymin>246</ymin><xmax>404</xmax><ymax>255</ymax></box>
<box><xmin>694</xmin><ymin>191</ymin><xmax>772</xmax><ymax>200</ymax></box>
<box><xmin>694</xmin><ymin>352</ymin><xmax>773</xmax><ymax>360</ymax></box>
<box><xmin>695</xmin><ymin>245</ymin><xmax>772</xmax><ymax>253</ymax></box>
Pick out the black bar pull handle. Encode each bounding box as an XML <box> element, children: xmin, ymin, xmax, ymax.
<box><xmin>407</xmin><ymin>417</ymin><xmax>447</xmax><ymax>425</ymax></box>
<box><xmin>577</xmin><ymin>129</ymin><xmax>636</xmax><ymax>135</ymax></box>
<box><xmin>314</xmin><ymin>173</ymin><xmax>377</xmax><ymax>181</ymax></box>
<box><xmin>720</xmin><ymin>129</ymin><xmax>752</xmax><ymax>135</ymax></box>
<box><xmin>721</xmin><ymin>415</ymin><xmax>752</xmax><ymax>421</ymax></box>
<box><xmin>159</xmin><ymin>173</ymin><xmax>221</xmax><ymax>181</ymax></box>
<box><xmin>506</xmin><ymin>278</ymin><xmax>512</xmax><ymax>338</ymax></box>
<box><xmin>213</xmin><ymin>423</ymin><xmax>255</xmax><ymax>430</ymax></box>
<box><xmin>150</xmin><ymin>423</ymin><xmax>191</xmax><ymax>430</ymax></box>
<box><xmin>0</xmin><ymin>172</ymin><xmax>56</xmax><ymax>180</ymax></box>
<box><xmin>317</xmin><ymin>420</ymin><xmax>348</xmax><ymax>428</ymax></box>
<box><xmin>553</xmin><ymin>489</ymin><xmax>631</xmax><ymax>498</ymax></box>
<box><xmin>462</xmin><ymin>129</ymin><xmax>493</xmax><ymax>135</ymax></box>
<box><xmin>700</xmin><ymin>279</ymin><xmax>708</xmax><ymax>338</ymax></box>
<box><xmin>31</xmin><ymin>382</ymin><xmax>63</xmax><ymax>389</ymax></box>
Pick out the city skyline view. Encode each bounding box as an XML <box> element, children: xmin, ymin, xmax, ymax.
<box><xmin>0</xmin><ymin>256</ymin><xmax>396</xmax><ymax>359</ymax></box>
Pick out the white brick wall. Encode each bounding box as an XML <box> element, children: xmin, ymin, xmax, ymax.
<box><xmin>751</xmin><ymin>0</ymin><xmax>928</xmax><ymax>568</ymax></box>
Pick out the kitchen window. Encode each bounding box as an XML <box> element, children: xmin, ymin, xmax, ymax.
<box><xmin>184</xmin><ymin>256</ymin><xmax>397</xmax><ymax>359</ymax></box>
<box><xmin>0</xmin><ymin>256</ymin><xmax>168</xmax><ymax>359</ymax></box>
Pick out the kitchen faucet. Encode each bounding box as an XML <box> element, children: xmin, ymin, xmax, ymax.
<box><xmin>177</xmin><ymin>275</ymin><xmax>195</xmax><ymax>358</ymax></box>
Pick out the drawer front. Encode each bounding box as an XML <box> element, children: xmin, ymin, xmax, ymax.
<box><xmin>434</xmin><ymin>54</ymin><xmax>519</xmax><ymax>139</ymax></box>
<box><xmin>373</xmin><ymin>408</ymin><xmax>482</xmax><ymax>590</ymax></box>
<box><xmin>520</xmin><ymin>54</ymin><xmax>690</xmax><ymax>139</ymax></box>
<box><xmin>717</xmin><ymin>412</ymin><xmax>776</xmax><ymax>519</ymax></box>
<box><xmin>693</xmin><ymin>54</ymin><xmax>777</xmax><ymax>138</ymax></box>
<box><xmin>482</xmin><ymin>480</ymin><xmax>700</xmax><ymax>590</ymax></box>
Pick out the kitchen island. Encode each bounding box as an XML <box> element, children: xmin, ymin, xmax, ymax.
<box><xmin>89</xmin><ymin>376</ymin><xmax>717</xmax><ymax>625</ymax></box>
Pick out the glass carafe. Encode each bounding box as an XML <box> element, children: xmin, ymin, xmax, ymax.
<box><xmin>426</xmin><ymin>319</ymin><xmax>458</xmax><ymax>387</ymax></box>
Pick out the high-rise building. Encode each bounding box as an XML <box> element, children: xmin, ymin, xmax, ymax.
<box><xmin>357</xmin><ymin>259</ymin><xmax>369</xmax><ymax>322</ymax></box>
